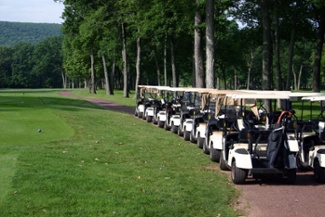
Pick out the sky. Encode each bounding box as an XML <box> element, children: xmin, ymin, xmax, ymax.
<box><xmin>0</xmin><ymin>0</ymin><xmax>64</xmax><ymax>24</ymax></box>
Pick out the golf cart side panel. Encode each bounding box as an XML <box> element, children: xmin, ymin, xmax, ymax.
<box><xmin>317</xmin><ymin>150</ymin><xmax>325</xmax><ymax>167</ymax></box>
<box><xmin>157</xmin><ymin>111</ymin><xmax>166</xmax><ymax>121</ymax></box>
<box><xmin>311</xmin><ymin>146</ymin><xmax>325</xmax><ymax>167</ymax></box>
<box><xmin>229</xmin><ymin>147</ymin><xmax>253</xmax><ymax>169</ymax></box>
<box><xmin>138</xmin><ymin>104</ymin><xmax>145</xmax><ymax>113</ymax></box>
<box><xmin>170</xmin><ymin>115</ymin><xmax>181</xmax><ymax>126</ymax></box>
<box><xmin>196</xmin><ymin>123</ymin><xmax>207</xmax><ymax>138</ymax></box>
<box><xmin>146</xmin><ymin>107</ymin><xmax>155</xmax><ymax>116</ymax></box>
<box><xmin>184</xmin><ymin>119</ymin><xmax>194</xmax><ymax>131</ymax></box>
<box><xmin>210</xmin><ymin>131</ymin><xmax>223</xmax><ymax>150</ymax></box>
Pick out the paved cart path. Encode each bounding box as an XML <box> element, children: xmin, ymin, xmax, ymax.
<box><xmin>59</xmin><ymin>91</ymin><xmax>325</xmax><ymax>217</ymax></box>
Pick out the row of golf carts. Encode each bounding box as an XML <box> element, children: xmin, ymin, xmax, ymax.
<box><xmin>134</xmin><ymin>85</ymin><xmax>325</xmax><ymax>184</ymax></box>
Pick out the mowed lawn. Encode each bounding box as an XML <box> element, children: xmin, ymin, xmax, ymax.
<box><xmin>0</xmin><ymin>89</ymin><xmax>239</xmax><ymax>217</ymax></box>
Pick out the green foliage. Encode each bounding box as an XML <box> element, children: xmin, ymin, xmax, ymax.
<box><xmin>0</xmin><ymin>36</ymin><xmax>64</xmax><ymax>88</ymax></box>
<box><xmin>0</xmin><ymin>21</ymin><xmax>62</xmax><ymax>47</ymax></box>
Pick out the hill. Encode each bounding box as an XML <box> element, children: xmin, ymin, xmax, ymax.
<box><xmin>0</xmin><ymin>21</ymin><xmax>62</xmax><ymax>47</ymax></box>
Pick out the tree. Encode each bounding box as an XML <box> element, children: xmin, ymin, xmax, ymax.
<box><xmin>311</xmin><ymin>0</ymin><xmax>325</xmax><ymax>92</ymax></box>
<box><xmin>11</xmin><ymin>43</ymin><xmax>35</xmax><ymax>87</ymax></box>
<box><xmin>194</xmin><ymin>0</ymin><xmax>205</xmax><ymax>88</ymax></box>
<box><xmin>33</xmin><ymin>36</ymin><xmax>63</xmax><ymax>88</ymax></box>
<box><xmin>206</xmin><ymin>0</ymin><xmax>215</xmax><ymax>88</ymax></box>
<box><xmin>0</xmin><ymin>46</ymin><xmax>13</xmax><ymax>87</ymax></box>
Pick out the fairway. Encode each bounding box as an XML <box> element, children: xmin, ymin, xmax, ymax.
<box><xmin>0</xmin><ymin>89</ymin><xmax>239</xmax><ymax>217</ymax></box>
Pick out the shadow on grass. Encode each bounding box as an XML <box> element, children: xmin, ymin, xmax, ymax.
<box><xmin>0</xmin><ymin>93</ymin><xmax>135</xmax><ymax>114</ymax></box>
<box><xmin>0</xmin><ymin>89</ymin><xmax>62</xmax><ymax>94</ymax></box>
<box><xmin>0</xmin><ymin>95</ymin><xmax>105</xmax><ymax>112</ymax></box>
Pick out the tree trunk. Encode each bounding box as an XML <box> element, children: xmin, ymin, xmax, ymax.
<box><xmin>194</xmin><ymin>0</ymin><xmax>204</xmax><ymax>88</ymax></box>
<box><xmin>110</xmin><ymin>56</ymin><xmax>115</xmax><ymax>95</ymax></box>
<box><xmin>234</xmin><ymin>69</ymin><xmax>237</xmax><ymax>89</ymax></box>
<box><xmin>164</xmin><ymin>36</ymin><xmax>167</xmax><ymax>86</ymax></box>
<box><xmin>121</xmin><ymin>22</ymin><xmax>129</xmax><ymax>98</ymax></box>
<box><xmin>206</xmin><ymin>0</ymin><xmax>215</xmax><ymax>88</ymax></box>
<box><xmin>286</xmin><ymin>29</ymin><xmax>295</xmax><ymax>90</ymax></box>
<box><xmin>154</xmin><ymin>47</ymin><xmax>161</xmax><ymax>86</ymax></box>
<box><xmin>90</xmin><ymin>49</ymin><xmax>96</xmax><ymax>94</ymax></box>
<box><xmin>262</xmin><ymin>0</ymin><xmax>272</xmax><ymax>111</ymax></box>
<box><xmin>247</xmin><ymin>51</ymin><xmax>254</xmax><ymax>90</ymax></box>
<box><xmin>312</xmin><ymin>11</ymin><xmax>325</xmax><ymax>92</ymax></box>
<box><xmin>134</xmin><ymin>33</ymin><xmax>141</xmax><ymax>99</ymax></box>
<box><xmin>274</xmin><ymin>6</ymin><xmax>282</xmax><ymax>90</ymax></box>
<box><xmin>61</xmin><ymin>71</ymin><xmax>67</xmax><ymax>89</ymax></box>
<box><xmin>170</xmin><ymin>38</ymin><xmax>177</xmax><ymax>87</ymax></box>
<box><xmin>292</xmin><ymin>66</ymin><xmax>297</xmax><ymax>90</ymax></box>
<box><xmin>298</xmin><ymin>64</ymin><xmax>303</xmax><ymax>90</ymax></box>
<box><xmin>102</xmin><ymin>54</ymin><xmax>111</xmax><ymax>95</ymax></box>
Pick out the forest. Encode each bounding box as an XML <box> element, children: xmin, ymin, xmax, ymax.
<box><xmin>0</xmin><ymin>21</ymin><xmax>63</xmax><ymax>88</ymax></box>
<box><xmin>0</xmin><ymin>21</ymin><xmax>62</xmax><ymax>46</ymax></box>
<box><xmin>0</xmin><ymin>1</ymin><xmax>324</xmax><ymax>96</ymax></box>
<box><xmin>0</xmin><ymin>36</ymin><xmax>63</xmax><ymax>88</ymax></box>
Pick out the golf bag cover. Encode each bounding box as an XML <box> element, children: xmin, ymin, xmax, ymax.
<box><xmin>266</xmin><ymin>124</ymin><xmax>284</xmax><ymax>168</ymax></box>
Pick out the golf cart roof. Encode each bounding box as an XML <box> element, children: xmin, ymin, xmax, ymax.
<box><xmin>138</xmin><ymin>85</ymin><xmax>170</xmax><ymax>90</ymax></box>
<box><xmin>302</xmin><ymin>94</ymin><xmax>325</xmax><ymax>101</ymax></box>
<box><xmin>227</xmin><ymin>91</ymin><xmax>291</xmax><ymax>100</ymax></box>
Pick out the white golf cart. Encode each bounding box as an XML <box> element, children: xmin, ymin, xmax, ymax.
<box><xmin>176</xmin><ymin>89</ymin><xmax>201</xmax><ymax>138</ymax></box>
<box><xmin>192</xmin><ymin>90</ymin><xmax>239</xmax><ymax>153</ymax></box>
<box><xmin>222</xmin><ymin>92</ymin><xmax>299</xmax><ymax>184</ymax></box>
<box><xmin>299</xmin><ymin>95</ymin><xmax>325</xmax><ymax>183</ymax></box>
<box><xmin>161</xmin><ymin>87</ymin><xmax>188</xmax><ymax>132</ymax></box>
<box><xmin>135</xmin><ymin>85</ymin><xmax>158</xmax><ymax>120</ymax></box>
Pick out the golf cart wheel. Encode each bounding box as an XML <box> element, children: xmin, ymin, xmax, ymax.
<box><xmin>296</xmin><ymin>155</ymin><xmax>309</xmax><ymax>172</ymax></box>
<box><xmin>134</xmin><ymin>109</ymin><xmax>138</xmax><ymax>117</ymax></box>
<box><xmin>190</xmin><ymin>132</ymin><xmax>196</xmax><ymax>144</ymax></box>
<box><xmin>146</xmin><ymin>115</ymin><xmax>152</xmax><ymax>123</ymax></box>
<box><xmin>138</xmin><ymin>112</ymin><xmax>143</xmax><ymax>119</ymax></box>
<box><xmin>210</xmin><ymin>142</ymin><xmax>220</xmax><ymax>162</ymax></box>
<box><xmin>178</xmin><ymin>126</ymin><xmax>183</xmax><ymax>136</ymax></box>
<box><xmin>197</xmin><ymin>135</ymin><xmax>204</xmax><ymax>149</ymax></box>
<box><xmin>283</xmin><ymin>169</ymin><xmax>296</xmax><ymax>184</ymax></box>
<box><xmin>158</xmin><ymin>119</ymin><xmax>164</xmax><ymax>128</ymax></box>
<box><xmin>142</xmin><ymin>113</ymin><xmax>146</xmax><ymax>120</ymax></box>
<box><xmin>184</xmin><ymin>128</ymin><xmax>190</xmax><ymax>141</ymax></box>
<box><xmin>164</xmin><ymin>120</ymin><xmax>171</xmax><ymax>131</ymax></box>
<box><xmin>171</xmin><ymin>124</ymin><xmax>178</xmax><ymax>134</ymax></box>
<box><xmin>202</xmin><ymin>140</ymin><xmax>210</xmax><ymax>155</ymax></box>
<box><xmin>314</xmin><ymin>160</ymin><xmax>325</xmax><ymax>183</ymax></box>
<box><xmin>231</xmin><ymin>160</ymin><xmax>247</xmax><ymax>184</ymax></box>
<box><xmin>219</xmin><ymin>153</ymin><xmax>229</xmax><ymax>171</ymax></box>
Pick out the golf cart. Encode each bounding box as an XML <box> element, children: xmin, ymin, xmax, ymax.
<box><xmin>161</xmin><ymin>87</ymin><xmax>187</xmax><ymax>131</ymax></box>
<box><xmin>193</xmin><ymin>90</ymin><xmax>241</xmax><ymax>152</ymax></box>
<box><xmin>177</xmin><ymin>89</ymin><xmax>212</xmax><ymax>141</ymax></box>
<box><xmin>203</xmin><ymin>91</ymin><xmax>250</xmax><ymax>163</ymax></box>
<box><xmin>298</xmin><ymin>95</ymin><xmax>325</xmax><ymax>183</ymax></box>
<box><xmin>222</xmin><ymin>92</ymin><xmax>299</xmax><ymax>184</ymax></box>
<box><xmin>135</xmin><ymin>85</ymin><xmax>168</xmax><ymax>122</ymax></box>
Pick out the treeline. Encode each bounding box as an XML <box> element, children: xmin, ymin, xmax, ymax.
<box><xmin>58</xmin><ymin>0</ymin><xmax>324</xmax><ymax>98</ymax></box>
<box><xmin>0</xmin><ymin>21</ymin><xmax>62</xmax><ymax>47</ymax></box>
<box><xmin>0</xmin><ymin>1</ymin><xmax>324</xmax><ymax>93</ymax></box>
<box><xmin>0</xmin><ymin>36</ymin><xmax>63</xmax><ymax>88</ymax></box>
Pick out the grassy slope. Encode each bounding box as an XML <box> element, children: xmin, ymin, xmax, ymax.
<box><xmin>0</xmin><ymin>89</ymin><xmax>239</xmax><ymax>217</ymax></box>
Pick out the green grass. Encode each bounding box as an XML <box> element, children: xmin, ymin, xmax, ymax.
<box><xmin>0</xmin><ymin>89</ymin><xmax>239</xmax><ymax>217</ymax></box>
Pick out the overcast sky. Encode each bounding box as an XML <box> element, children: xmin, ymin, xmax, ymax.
<box><xmin>0</xmin><ymin>0</ymin><xmax>64</xmax><ymax>24</ymax></box>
